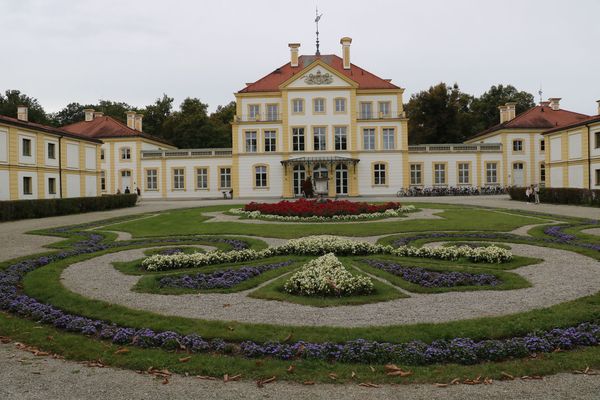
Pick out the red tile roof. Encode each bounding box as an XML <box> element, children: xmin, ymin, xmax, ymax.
<box><xmin>0</xmin><ymin>114</ymin><xmax>102</xmax><ymax>144</ymax></box>
<box><xmin>543</xmin><ymin>114</ymin><xmax>600</xmax><ymax>134</ymax></box>
<box><xmin>61</xmin><ymin>116</ymin><xmax>175</xmax><ymax>147</ymax></box>
<box><xmin>239</xmin><ymin>54</ymin><xmax>400</xmax><ymax>93</ymax></box>
<box><xmin>468</xmin><ymin>105</ymin><xmax>590</xmax><ymax>140</ymax></box>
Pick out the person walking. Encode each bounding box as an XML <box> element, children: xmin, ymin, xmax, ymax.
<box><xmin>124</xmin><ymin>186</ymin><xmax>131</xmax><ymax>194</ymax></box>
<box><xmin>534</xmin><ymin>184</ymin><xmax>540</xmax><ymax>204</ymax></box>
<box><xmin>525</xmin><ymin>186</ymin><xmax>532</xmax><ymax>204</ymax></box>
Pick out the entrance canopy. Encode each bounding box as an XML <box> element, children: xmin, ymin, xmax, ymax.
<box><xmin>280</xmin><ymin>156</ymin><xmax>359</xmax><ymax>170</ymax></box>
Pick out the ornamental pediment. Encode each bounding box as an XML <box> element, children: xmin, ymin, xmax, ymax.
<box><xmin>282</xmin><ymin>62</ymin><xmax>356</xmax><ymax>89</ymax></box>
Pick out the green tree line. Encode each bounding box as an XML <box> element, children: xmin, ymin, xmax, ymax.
<box><xmin>0</xmin><ymin>84</ymin><xmax>535</xmax><ymax>148</ymax></box>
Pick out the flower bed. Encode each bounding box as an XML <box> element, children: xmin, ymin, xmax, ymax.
<box><xmin>158</xmin><ymin>261</ymin><xmax>292</xmax><ymax>290</ymax></box>
<box><xmin>362</xmin><ymin>260</ymin><xmax>502</xmax><ymax>288</ymax></box>
<box><xmin>141</xmin><ymin>236</ymin><xmax>513</xmax><ymax>271</ymax></box>
<box><xmin>283</xmin><ymin>254</ymin><xmax>373</xmax><ymax>296</ymax></box>
<box><xmin>242</xmin><ymin>199</ymin><xmax>403</xmax><ymax>218</ymax></box>
<box><xmin>230</xmin><ymin>205</ymin><xmax>416</xmax><ymax>222</ymax></box>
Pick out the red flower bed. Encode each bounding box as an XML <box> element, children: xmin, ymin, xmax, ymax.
<box><xmin>243</xmin><ymin>199</ymin><xmax>402</xmax><ymax>218</ymax></box>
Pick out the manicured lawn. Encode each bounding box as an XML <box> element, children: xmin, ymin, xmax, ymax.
<box><xmin>106</xmin><ymin>205</ymin><xmax>544</xmax><ymax>238</ymax></box>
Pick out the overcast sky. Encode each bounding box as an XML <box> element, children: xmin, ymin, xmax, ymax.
<box><xmin>1</xmin><ymin>0</ymin><xmax>599</xmax><ymax>116</ymax></box>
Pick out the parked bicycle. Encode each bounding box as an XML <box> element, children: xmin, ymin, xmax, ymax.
<box><xmin>396</xmin><ymin>186</ymin><xmax>508</xmax><ymax>197</ymax></box>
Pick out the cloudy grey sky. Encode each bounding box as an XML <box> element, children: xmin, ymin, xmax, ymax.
<box><xmin>1</xmin><ymin>0</ymin><xmax>599</xmax><ymax>115</ymax></box>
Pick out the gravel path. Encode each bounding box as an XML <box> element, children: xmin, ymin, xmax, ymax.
<box><xmin>61</xmin><ymin>243</ymin><xmax>600</xmax><ymax>327</ymax></box>
<box><xmin>202</xmin><ymin>208</ymin><xmax>443</xmax><ymax>224</ymax></box>
<box><xmin>582</xmin><ymin>228</ymin><xmax>600</xmax><ymax>236</ymax></box>
<box><xmin>1</xmin><ymin>343</ymin><xmax>599</xmax><ymax>400</ymax></box>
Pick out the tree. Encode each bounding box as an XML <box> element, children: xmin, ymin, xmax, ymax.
<box><xmin>50</xmin><ymin>102</ymin><xmax>89</xmax><ymax>126</ymax></box>
<box><xmin>162</xmin><ymin>98</ymin><xmax>211</xmax><ymax>148</ymax></box>
<box><xmin>0</xmin><ymin>90</ymin><xmax>50</xmax><ymax>124</ymax></box>
<box><xmin>142</xmin><ymin>94</ymin><xmax>174</xmax><ymax>136</ymax></box>
<box><xmin>405</xmin><ymin>83</ymin><xmax>474</xmax><ymax>144</ymax></box>
<box><xmin>470</xmin><ymin>84</ymin><xmax>535</xmax><ymax>132</ymax></box>
<box><xmin>208</xmin><ymin>101</ymin><xmax>236</xmax><ymax>147</ymax></box>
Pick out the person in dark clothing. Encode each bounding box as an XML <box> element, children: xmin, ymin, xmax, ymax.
<box><xmin>124</xmin><ymin>186</ymin><xmax>131</xmax><ymax>194</ymax></box>
<box><xmin>136</xmin><ymin>187</ymin><xmax>141</xmax><ymax>196</ymax></box>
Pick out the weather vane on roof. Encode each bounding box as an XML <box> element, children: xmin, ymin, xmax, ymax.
<box><xmin>315</xmin><ymin>6</ymin><xmax>323</xmax><ymax>56</ymax></box>
<box><xmin>538</xmin><ymin>85</ymin><xmax>543</xmax><ymax>105</ymax></box>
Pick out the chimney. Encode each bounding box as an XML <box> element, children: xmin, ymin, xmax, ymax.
<box><xmin>84</xmin><ymin>109</ymin><xmax>95</xmax><ymax>122</ymax></box>
<box><xmin>17</xmin><ymin>105</ymin><xmax>28</xmax><ymax>122</ymax></box>
<box><xmin>548</xmin><ymin>97</ymin><xmax>561</xmax><ymax>111</ymax></box>
<box><xmin>126</xmin><ymin>111</ymin><xmax>136</xmax><ymax>129</ymax></box>
<box><xmin>340</xmin><ymin>37</ymin><xmax>352</xmax><ymax>69</ymax></box>
<box><xmin>498</xmin><ymin>105</ymin><xmax>508</xmax><ymax>123</ymax></box>
<box><xmin>505</xmin><ymin>102</ymin><xmax>517</xmax><ymax>121</ymax></box>
<box><xmin>93</xmin><ymin>111</ymin><xmax>104</xmax><ymax>119</ymax></box>
<box><xmin>288</xmin><ymin>43</ymin><xmax>300</xmax><ymax>67</ymax></box>
<box><xmin>596</xmin><ymin>100</ymin><xmax>600</xmax><ymax>115</ymax></box>
<box><xmin>134</xmin><ymin>114</ymin><xmax>143</xmax><ymax>132</ymax></box>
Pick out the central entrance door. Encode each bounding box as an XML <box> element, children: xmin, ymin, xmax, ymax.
<box><xmin>313</xmin><ymin>164</ymin><xmax>328</xmax><ymax>195</ymax></box>
<box><xmin>292</xmin><ymin>165</ymin><xmax>306</xmax><ymax>196</ymax></box>
<box><xmin>335</xmin><ymin>164</ymin><xmax>348</xmax><ymax>195</ymax></box>
<box><xmin>121</xmin><ymin>170</ymin><xmax>132</xmax><ymax>192</ymax></box>
<box><xmin>512</xmin><ymin>163</ymin><xmax>524</xmax><ymax>187</ymax></box>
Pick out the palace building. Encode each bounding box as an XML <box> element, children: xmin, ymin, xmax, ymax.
<box><xmin>2</xmin><ymin>37</ymin><xmax>599</xmax><ymax>201</ymax></box>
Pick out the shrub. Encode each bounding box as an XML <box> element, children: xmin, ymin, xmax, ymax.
<box><xmin>508</xmin><ymin>187</ymin><xmax>600</xmax><ymax>207</ymax></box>
<box><xmin>0</xmin><ymin>194</ymin><xmax>138</xmax><ymax>222</ymax></box>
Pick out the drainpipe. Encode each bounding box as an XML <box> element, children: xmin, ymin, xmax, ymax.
<box><xmin>58</xmin><ymin>135</ymin><xmax>63</xmax><ymax>198</ymax></box>
<box><xmin>586</xmin><ymin>125</ymin><xmax>592</xmax><ymax>190</ymax></box>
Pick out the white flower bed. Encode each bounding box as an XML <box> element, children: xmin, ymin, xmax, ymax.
<box><xmin>228</xmin><ymin>205</ymin><xmax>416</xmax><ymax>222</ymax></box>
<box><xmin>283</xmin><ymin>253</ymin><xmax>374</xmax><ymax>296</ymax></box>
<box><xmin>141</xmin><ymin>235</ymin><xmax>512</xmax><ymax>271</ymax></box>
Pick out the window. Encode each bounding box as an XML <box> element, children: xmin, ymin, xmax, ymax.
<box><xmin>334</xmin><ymin>127</ymin><xmax>347</xmax><ymax>150</ymax></box>
<box><xmin>23</xmin><ymin>176</ymin><xmax>32</xmax><ymax>195</ymax></box>
<box><xmin>120</xmin><ymin>147</ymin><xmax>131</xmax><ymax>160</ymax></box>
<box><xmin>245</xmin><ymin>131</ymin><xmax>257</xmax><ymax>153</ymax></box>
<box><xmin>248</xmin><ymin>104</ymin><xmax>260</xmax><ymax>120</ymax></box>
<box><xmin>255</xmin><ymin>165</ymin><xmax>268</xmax><ymax>188</ymax></box>
<box><xmin>458</xmin><ymin>163</ymin><xmax>470</xmax><ymax>184</ymax></box>
<box><xmin>410</xmin><ymin>164</ymin><xmax>422</xmax><ymax>185</ymax></box>
<box><xmin>100</xmin><ymin>171</ymin><xmax>106</xmax><ymax>191</ymax></box>
<box><xmin>540</xmin><ymin>139</ymin><xmax>545</xmax><ymax>152</ymax></box>
<box><xmin>100</xmin><ymin>148</ymin><xmax>105</xmax><ymax>160</ymax></box>
<box><xmin>196</xmin><ymin>168</ymin><xmax>208</xmax><ymax>189</ymax></box>
<box><xmin>335</xmin><ymin>98</ymin><xmax>346</xmax><ymax>113</ymax></box>
<box><xmin>47</xmin><ymin>142</ymin><xmax>56</xmax><ymax>160</ymax></box>
<box><xmin>513</xmin><ymin>140</ymin><xmax>523</xmax><ymax>152</ymax></box>
<box><xmin>363</xmin><ymin>128</ymin><xmax>375</xmax><ymax>150</ymax></box>
<box><xmin>313</xmin><ymin>127</ymin><xmax>326</xmax><ymax>151</ymax></box>
<box><xmin>434</xmin><ymin>163</ymin><xmax>446</xmax><ymax>185</ymax></box>
<box><xmin>292</xmin><ymin>99</ymin><xmax>304</xmax><ymax>113</ymax></box>
<box><xmin>48</xmin><ymin>177</ymin><xmax>56</xmax><ymax>195</ymax></box>
<box><xmin>382</xmin><ymin>128</ymin><xmax>395</xmax><ymax>150</ymax></box>
<box><xmin>360</xmin><ymin>102</ymin><xmax>373</xmax><ymax>119</ymax></box>
<box><xmin>373</xmin><ymin>163</ymin><xmax>386</xmax><ymax>185</ymax></box>
<box><xmin>146</xmin><ymin>169</ymin><xmax>158</xmax><ymax>190</ymax></box>
<box><xmin>22</xmin><ymin>138</ymin><xmax>31</xmax><ymax>157</ymax></box>
<box><xmin>596</xmin><ymin>169</ymin><xmax>600</xmax><ymax>186</ymax></box>
<box><xmin>540</xmin><ymin>163</ymin><xmax>546</xmax><ymax>183</ymax></box>
<box><xmin>379</xmin><ymin>101</ymin><xmax>391</xmax><ymax>117</ymax></box>
<box><xmin>264</xmin><ymin>130</ymin><xmax>276</xmax><ymax>152</ymax></box>
<box><xmin>595</xmin><ymin>132</ymin><xmax>600</xmax><ymax>149</ymax></box>
<box><xmin>313</xmin><ymin>98</ymin><xmax>325</xmax><ymax>113</ymax></box>
<box><xmin>220</xmin><ymin>167</ymin><xmax>231</xmax><ymax>189</ymax></box>
<box><xmin>266</xmin><ymin>104</ymin><xmax>279</xmax><ymax>121</ymax></box>
<box><xmin>173</xmin><ymin>168</ymin><xmax>185</xmax><ymax>190</ymax></box>
<box><xmin>292</xmin><ymin>128</ymin><xmax>305</xmax><ymax>151</ymax></box>
<box><xmin>486</xmin><ymin>162</ymin><xmax>498</xmax><ymax>184</ymax></box>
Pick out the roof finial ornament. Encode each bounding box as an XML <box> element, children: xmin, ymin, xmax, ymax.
<box><xmin>315</xmin><ymin>6</ymin><xmax>323</xmax><ymax>56</ymax></box>
<box><xmin>538</xmin><ymin>85</ymin><xmax>543</xmax><ymax>105</ymax></box>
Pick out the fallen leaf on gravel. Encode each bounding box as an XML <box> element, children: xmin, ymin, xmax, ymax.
<box><xmin>256</xmin><ymin>376</ymin><xmax>276</xmax><ymax>388</ymax></box>
<box><xmin>435</xmin><ymin>383</ymin><xmax>448</xmax><ymax>387</ymax></box>
<box><xmin>85</xmin><ymin>360</ymin><xmax>105</xmax><ymax>368</ymax></box>
<box><xmin>358</xmin><ymin>382</ymin><xmax>380</xmax><ymax>388</ymax></box>
<box><xmin>222</xmin><ymin>304</ymin><xmax>231</xmax><ymax>308</ymax></box>
<box><xmin>286</xmin><ymin>365</ymin><xmax>295</xmax><ymax>374</ymax></box>
<box><xmin>196</xmin><ymin>375</ymin><xmax>217</xmax><ymax>381</ymax></box>
<box><xmin>178</xmin><ymin>356</ymin><xmax>191</xmax><ymax>363</ymax></box>
<box><xmin>223</xmin><ymin>374</ymin><xmax>241</xmax><ymax>382</ymax></box>
<box><xmin>574</xmin><ymin>366</ymin><xmax>597</xmax><ymax>375</ymax></box>
<box><xmin>384</xmin><ymin>364</ymin><xmax>412</xmax><ymax>377</ymax></box>
<box><xmin>114</xmin><ymin>348</ymin><xmax>130</xmax><ymax>355</ymax></box>
<box><xmin>484</xmin><ymin>378</ymin><xmax>493</xmax><ymax>385</ymax></box>
<box><xmin>303</xmin><ymin>381</ymin><xmax>315</xmax><ymax>385</ymax></box>
<box><xmin>0</xmin><ymin>336</ymin><xmax>11</xmax><ymax>344</ymax></box>
<box><xmin>450</xmin><ymin>378</ymin><xmax>460</xmax><ymax>385</ymax></box>
<box><xmin>521</xmin><ymin>375</ymin><xmax>543</xmax><ymax>380</ymax></box>
<box><xmin>162</xmin><ymin>378</ymin><xmax>169</xmax><ymax>385</ymax></box>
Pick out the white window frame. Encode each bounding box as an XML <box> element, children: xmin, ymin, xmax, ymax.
<box><xmin>22</xmin><ymin>138</ymin><xmax>32</xmax><ymax>157</ymax></box>
<box><xmin>382</xmin><ymin>128</ymin><xmax>395</xmax><ymax>150</ymax></box>
<box><xmin>220</xmin><ymin>167</ymin><xmax>232</xmax><ymax>189</ymax></box>
<box><xmin>255</xmin><ymin>165</ymin><xmax>268</xmax><ymax>188</ymax></box>
<box><xmin>313</xmin><ymin>127</ymin><xmax>326</xmax><ymax>151</ymax></box>
<box><xmin>196</xmin><ymin>168</ymin><xmax>208</xmax><ymax>189</ymax></box>
<box><xmin>292</xmin><ymin>99</ymin><xmax>304</xmax><ymax>113</ymax></box>
<box><xmin>264</xmin><ymin>130</ymin><xmax>276</xmax><ymax>152</ymax></box>
<box><xmin>48</xmin><ymin>177</ymin><xmax>56</xmax><ymax>195</ymax></box>
<box><xmin>266</xmin><ymin>104</ymin><xmax>279</xmax><ymax>121</ymax></box>
<box><xmin>120</xmin><ymin>147</ymin><xmax>131</xmax><ymax>160</ymax></box>
<box><xmin>458</xmin><ymin>163</ymin><xmax>469</xmax><ymax>184</ymax></box>
<box><xmin>292</xmin><ymin>128</ymin><xmax>305</xmax><ymax>151</ymax></box>
<box><xmin>313</xmin><ymin>98</ymin><xmax>325</xmax><ymax>113</ymax></box>
<box><xmin>486</xmin><ymin>162</ymin><xmax>498</xmax><ymax>184</ymax></box>
<box><xmin>245</xmin><ymin>131</ymin><xmax>257</xmax><ymax>153</ymax></box>
<box><xmin>335</xmin><ymin>98</ymin><xmax>346</xmax><ymax>113</ymax></box>
<box><xmin>434</xmin><ymin>163</ymin><xmax>446</xmax><ymax>185</ymax></box>
<box><xmin>363</xmin><ymin>128</ymin><xmax>375</xmax><ymax>150</ymax></box>
<box><xmin>334</xmin><ymin>127</ymin><xmax>347</xmax><ymax>150</ymax></box>
<box><xmin>410</xmin><ymin>164</ymin><xmax>422</xmax><ymax>186</ymax></box>
<box><xmin>146</xmin><ymin>169</ymin><xmax>158</xmax><ymax>190</ymax></box>
<box><xmin>173</xmin><ymin>168</ymin><xmax>185</xmax><ymax>190</ymax></box>
<box><xmin>373</xmin><ymin>163</ymin><xmax>386</xmax><ymax>185</ymax></box>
